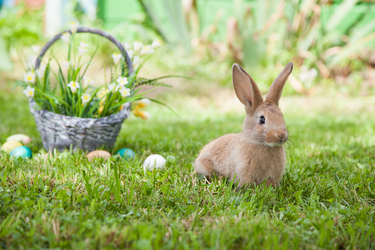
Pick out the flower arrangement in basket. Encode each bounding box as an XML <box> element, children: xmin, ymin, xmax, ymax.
<box><xmin>19</xmin><ymin>25</ymin><xmax>170</xmax><ymax>152</ymax></box>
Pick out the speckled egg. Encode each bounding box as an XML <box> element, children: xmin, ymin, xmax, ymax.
<box><xmin>143</xmin><ymin>154</ymin><xmax>166</xmax><ymax>171</ymax></box>
<box><xmin>1</xmin><ymin>141</ymin><xmax>23</xmax><ymax>153</ymax></box>
<box><xmin>116</xmin><ymin>148</ymin><xmax>135</xmax><ymax>160</ymax></box>
<box><xmin>86</xmin><ymin>150</ymin><xmax>111</xmax><ymax>162</ymax></box>
<box><xmin>6</xmin><ymin>134</ymin><xmax>31</xmax><ymax>144</ymax></box>
<box><xmin>10</xmin><ymin>146</ymin><xmax>32</xmax><ymax>160</ymax></box>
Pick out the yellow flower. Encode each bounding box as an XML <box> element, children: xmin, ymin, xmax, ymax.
<box><xmin>23</xmin><ymin>86</ymin><xmax>35</xmax><ymax>97</ymax></box>
<box><xmin>116</xmin><ymin>77</ymin><xmax>128</xmax><ymax>87</ymax></box>
<box><xmin>83</xmin><ymin>76</ymin><xmax>94</xmax><ymax>88</ymax></box>
<box><xmin>133</xmin><ymin>106</ymin><xmax>141</xmax><ymax>117</ymax></box>
<box><xmin>24</xmin><ymin>71</ymin><xmax>36</xmax><ymax>83</ymax></box>
<box><xmin>133</xmin><ymin>41</ymin><xmax>144</xmax><ymax>53</ymax></box>
<box><xmin>78</xmin><ymin>46</ymin><xmax>88</xmax><ymax>57</ymax></box>
<box><xmin>61</xmin><ymin>32</ymin><xmax>71</xmax><ymax>44</ymax></box>
<box><xmin>67</xmin><ymin>81</ymin><xmax>80</xmax><ymax>93</ymax></box>
<box><xmin>81</xmin><ymin>93</ymin><xmax>91</xmax><ymax>105</ymax></box>
<box><xmin>138</xmin><ymin>98</ymin><xmax>151</xmax><ymax>108</ymax></box>
<box><xmin>100</xmin><ymin>99</ymin><xmax>105</xmax><ymax>106</ymax></box>
<box><xmin>151</xmin><ymin>39</ymin><xmax>162</xmax><ymax>49</ymax></box>
<box><xmin>119</xmin><ymin>87</ymin><xmax>131</xmax><ymax>97</ymax></box>
<box><xmin>132</xmin><ymin>106</ymin><xmax>150</xmax><ymax>120</ymax></box>
<box><xmin>79</xmin><ymin>41</ymin><xmax>89</xmax><ymax>48</ymax></box>
<box><xmin>70</xmin><ymin>21</ymin><xmax>79</xmax><ymax>34</ymax></box>
<box><xmin>140</xmin><ymin>111</ymin><xmax>150</xmax><ymax>120</ymax></box>
<box><xmin>97</xmin><ymin>89</ymin><xmax>108</xmax><ymax>99</ymax></box>
<box><xmin>99</xmin><ymin>106</ymin><xmax>104</xmax><ymax>114</ymax></box>
<box><xmin>140</xmin><ymin>45</ymin><xmax>154</xmax><ymax>56</ymax></box>
<box><xmin>111</xmin><ymin>53</ymin><xmax>123</xmax><ymax>65</ymax></box>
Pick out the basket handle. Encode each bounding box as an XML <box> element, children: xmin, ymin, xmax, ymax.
<box><xmin>34</xmin><ymin>27</ymin><xmax>133</xmax><ymax>75</ymax></box>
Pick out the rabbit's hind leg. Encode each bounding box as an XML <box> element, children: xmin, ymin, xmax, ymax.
<box><xmin>194</xmin><ymin>157</ymin><xmax>215</xmax><ymax>177</ymax></box>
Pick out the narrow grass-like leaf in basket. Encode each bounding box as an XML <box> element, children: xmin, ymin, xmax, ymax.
<box><xmin>81</xmin><ymin>45</ymin><xmax>99</xmax><ymax>79</ymax></box>
<box><xmin>34</xmin><ymin>89</ymin><xmax>60</xmax><ymax>113</ymax></box>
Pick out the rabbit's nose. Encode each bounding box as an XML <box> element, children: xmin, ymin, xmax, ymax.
<box><xmin>277</xmin><ymin>132</ymin><xmax>288</xmax><ymax>141</ymax></box>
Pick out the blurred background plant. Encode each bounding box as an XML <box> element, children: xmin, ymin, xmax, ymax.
<box><xmin>133</xmin><ymin>0</ymin><xmax>375</xmax><ymax>95</ymax></box>
<box><xmin>0</xmin><ymin>0</ymin><xmax>374</xmax><ymax>96</ymax></box>
<box><xmin>0</xmin><ymin>1</ymin><xmax>44</xmax><ymax>70</ymax></box>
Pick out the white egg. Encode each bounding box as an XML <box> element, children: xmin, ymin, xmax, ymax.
<box><xmin>143</xmin><ymin>154</ymin><xmax>166</xmax><ymax>171</ymax></box>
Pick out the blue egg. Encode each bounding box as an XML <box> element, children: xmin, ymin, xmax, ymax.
<box><xmin>116</xmin><ymin>148</ymin><xmax>135</xmax><ymax>160</ymax></box>
<box><xmin>10</xmin><ymin>146</ymin><xmax>32</xmax><ymax>160</ymax></box>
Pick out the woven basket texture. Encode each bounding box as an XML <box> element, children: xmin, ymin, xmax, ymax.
<box><xmin>30</xmin><ymin>99</ymin><xmax>131</xmax><ymax>152</ymax></box>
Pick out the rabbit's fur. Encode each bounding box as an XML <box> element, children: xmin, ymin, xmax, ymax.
<box><xmin>194</xmin><ymin>62</ymin><xmax>293</xmax><ymax>188</ymax></box>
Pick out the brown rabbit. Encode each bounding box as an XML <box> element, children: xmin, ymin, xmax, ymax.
<box><xmin>194</xmin><ymin>62</ymin><xmax>293</xmax><ymax>188</ymax></box>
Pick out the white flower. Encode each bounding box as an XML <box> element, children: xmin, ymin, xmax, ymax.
<box><xmin>140</xmin><ymin>45</ymin><xmax>154</xmax><ymax>56</ymax></box>
<box><xmin>138</xmin><ymin>98</ymin><xmax>151</xmax><ymax>108</ymax></box>
<box><xmin>119</xmin><ymin>87</ymin><xmax>131</xmax><ymax>97</ymax></box>
<box><xmin>70</xmin><ymin>21</ymin><xmax>79</xmax><ymax>34</ymax></box>
<box><xmin>111</xmin><ymin>53</ymin><xmax>123</xmax><ymax>65</ymax></box>
<box><xmin>31</xmin><ymin>45</ymin><xmax>41</xmax><ymax>54</ymax></box>
<box><xmin>62</xmin><ymin>60</ymin><xmax>71</xmax><ymax>69</ymax></box>
<box><xmin>81</xmin><ymin>93</ymin><xmax>91</xmax><ymax>105</ymax></box>
<box><xmin>83</xmin><ymin>76</ymin><xmax>94</xmax><ymax>88</ymax></box>
<box><xmin>133</xmin><ymin>41</ymin><xmax>144</xmax><ymax>53</ymax></box>
<box><xmin>123</xmin><ymin>42</ymin><xmax>131</xmax><ymax>51</ymax></box>
<box><xmin>133</xmin><ymin>56</ymin><xmax>141</xmax><ymax>66</ymax></box>
<box><xmin>151</xmin><ymin>39</ymin><xmax>161</xmax><ymax>48</ymax></box>
<box><xmin>24</xmin><ymin>71</ymin><xmax>36</xmax><ymax>83</ymax></box>
<box><xmin>79</xmin><ymin>41</ymin><xmax>89</xmax><ymax>48</ymax></box>
<box><xmin>78</xmin><ymin>46</ymin><xmax>88</xmax><ymax>57</ymax></box>
<box><xmin>108</xmin><ymin>83</ymin><xmax>119</xmax><ymax>92</ymax></box>
<box><xmin>67</xmin><ymin>81</ymin><xmax>80</xmax><ymax>93</ymax></box>
<box><xmin>23</xmin><ymin>86</ymin><xmax>35</xmax><ymax>97</ymax></box>
<box><xmin>61</xmin><ymin>32</ymin><xmax>71</xmax><ymax>44</ymax></box>
<box><xmin>140</xmin><ymin>111</ymin><xmax>150</xmax><ymax>120</ymax></box>
<box><xmin>116</xmin><ymin>77</ymin><xmax>128</xmax><ymax>87</ymax></box>
<box><xmin>25</xmin><ymin>55</ymin><xmax>36</xmax><ymax>70</ymax></box>
<box><xmin>126</xmin><ymin>50</ymin><xmax>133</xmax><ymax>59</ymax></box>
<box><xmin>36</xmin><ymin>63</ymin><xmax>46</xmax><ymax>78</ymax></box>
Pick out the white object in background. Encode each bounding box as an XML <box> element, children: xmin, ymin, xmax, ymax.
<box><xmin>45</xmin><ymin>0</ymin><xmax>64</xmax><ymax>37</ymax></box>
<box><xmin>143</xmin><ymin>154</ymin><xmax>166</xmax><ymax>171</ymax></box>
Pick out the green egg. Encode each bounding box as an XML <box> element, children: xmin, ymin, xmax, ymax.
<box><xmin>10</xmin><ymin>146</ymin><xmax>32</xmax><ymax>160</ymax></box>
<box><xmin>116</xmin><ymin>148</ymin><xmax>135</xmax><ymax>160</ymax></box>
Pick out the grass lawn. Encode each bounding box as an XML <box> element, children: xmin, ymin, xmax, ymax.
<box><xmin>1</xmin><ymin>79</ymin><xmax>375</xmax><ymax>249</ymax></box>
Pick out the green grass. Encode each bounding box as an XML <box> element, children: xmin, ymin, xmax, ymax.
<box><xmin>1</xmin><ymin>81</ymin><xmax>375</xmax><ymax>249</ymax></box>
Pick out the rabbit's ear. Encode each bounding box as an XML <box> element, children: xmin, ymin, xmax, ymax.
<box><xmin>265</xmin><ymin>62</ymin><xmax>293</xmax><ymax>105</ymax></box>
<box><xmin>232</xmin><ymin>64</ymin><xmax>263</xmax><ymax>114</ymax></box>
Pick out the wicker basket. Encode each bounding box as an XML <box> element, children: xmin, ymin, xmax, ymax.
<box><xmin>30</xmin><ymin>27</ymin><xmax>133</xmax><ymax>152</ymax></box>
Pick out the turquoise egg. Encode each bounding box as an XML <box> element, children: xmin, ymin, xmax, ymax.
<box><xmin>10</xmin><ymin>146</ymin><xmax>32</xmax><ymax>160</ymax></box>
<box><xmin>116</xmin><ymin>148</ymin><xmax>135</xmax><ymax>160</ymax></box>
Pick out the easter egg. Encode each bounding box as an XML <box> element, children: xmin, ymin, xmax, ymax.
<box><xmin>143</xmin><ymin>154</ymin><xmax>166</xmax><ymax>171</ymax></box>
<box><xmin>10</xmin><ymin>146</ymin><xmax>32</xmax><ymax>160</ymax></box>
<box><xmin>6</xmin><ymin>134</ymin><xmax>31</xmax><ymax>144</ymax></box>
<box><xmin>86</xmin><ymin>150</ymin><xmax>111</xmax><ymax>162</ymax></box>
<box><xmin>116</xmin><ymin>148</ymin><xmax>135</xmax><ymax>160</ymax></box>
<box><xmin>1</xmin><ymin>141</ymin><xmax>23</xmax><ymax>153</ymax></box>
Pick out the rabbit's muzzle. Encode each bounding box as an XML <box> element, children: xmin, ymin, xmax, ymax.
<box><xmin>265</xmin><ymin>130</ymin><xmax>288</xmax><ymax>146</ymax></box>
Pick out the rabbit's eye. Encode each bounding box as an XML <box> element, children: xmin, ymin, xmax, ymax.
<box><xmin>260</xmin><ymin>116</ymin><xmax>265</xmax><ymax>124</ymax></box>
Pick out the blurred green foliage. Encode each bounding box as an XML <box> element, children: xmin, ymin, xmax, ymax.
<box><xmin>0</xmin><ymin>2</ymin><xmax>44</xmax><ymax>49</ymax></box>
<box><xmin>0</xmin><ymin>2</ymin><xmax>45</xmax><ymax>71</ymax></box>
<box><xmin>133</xmin><ymin>0</ymin><xmax>375</xmax><ymax>93</ymax></box>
